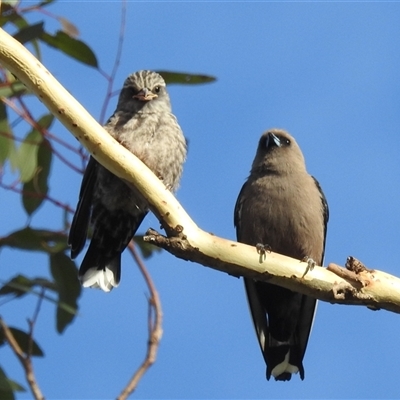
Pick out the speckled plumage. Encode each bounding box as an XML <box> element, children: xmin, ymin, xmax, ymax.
<box><xmin>68</xmin><ymin>70</ymin><xmax>187</xmax><ymax>292</ymax></box>
<box><xmin>234</xmin><ymin>129</ymin><xmax>328</xmax><ymax>381</ymax></box>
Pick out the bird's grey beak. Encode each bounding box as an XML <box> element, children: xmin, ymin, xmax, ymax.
<box><xmin>133</xmin><ymin>88</ymin><xmax>158</xmax><ymax>101</ymax></box>
<box><xmin>266</xmin><ymin>132</ymin><xmax>281</xmax><ymax>148</ymax></box>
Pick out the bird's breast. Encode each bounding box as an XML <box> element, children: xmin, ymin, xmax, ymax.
<box><xmin>240</xmin><ymin>175</ymin><xmax>324</xmax><ymax>262</ymax></box>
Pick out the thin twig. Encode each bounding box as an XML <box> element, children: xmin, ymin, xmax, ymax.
<box><xmin>98</xmin><ymin>0</ymin><xmax>127</xmax><ymax>124</ymax></box>
<box><xmin>27</xmin><ymin>287</ymin><xmax>45</xmax><ymax>356</ymax></box>
<box><xmin>0</xmin><ymin>317</ymin><xmax>45</xmax><ymax>400</ymax></box>
<box><xmin>17</xmin><ymin>97</ymin><xmax>82</xmax><ymax>155</ymax></box>
<box><xmin>117</xmin><ymin>241</ymin><xmax>163</xmax><ymax>400</ymax></box>
<box><xmin>0</xmin><ymin>179</ymin><xmax>75</xmax><ymax>213</ymax></box>
<box><xmin>17</xmin><ymin>97</ymin><xmax>84</xmax><ymax>173</ymax></box>
<box><xmin>1</xmin><ymin>97</ymin><xmax>85</xmax><ymax>173</ymax></box>
<box><xmin>0</xmin><ymin>128</ymin><xmax>83</xmax><ymax>175</ymax></box>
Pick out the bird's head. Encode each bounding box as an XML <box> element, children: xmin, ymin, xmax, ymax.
<box><xmin>117</xmin><ymin>70</ymin><xmax>171</xmax><ymax>112</ymax></box>
<box><xmin>251</xmin><ymin>129</ymin><xmax>306</xmax><ymax>175</ymax></box>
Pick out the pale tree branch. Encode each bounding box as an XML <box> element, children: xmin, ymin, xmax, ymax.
<box><xmin>1</xmin><ymin>26</ymin><xmax>400</xmax><ymax>324</ymax></box>
<box><xmin>116</xmin><ymin>243</ymin><xmax>163</xmax><ymax>400</ymax></box>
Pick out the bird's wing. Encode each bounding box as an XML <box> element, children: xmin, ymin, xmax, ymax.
<box><xmin>235</xmin><ymin>182</ymin><xmax>273</xmax><ymax>372</ymax></box>
<box><xmin>233</xmin><ymin>181</ymin><xmax>247</xmax><ymax>230</ymax></box>
<box><xmin>295</xmin><ymin>290</ymin><xmax>317</xmax><ymax>376</ymax></box>
<box><xmin>243</xmin><ymin>278</ymin><xmax>271</xmax><ymax>363</ymax></box>
<box><xmin>296</xmin><ymin>176</ymin><xmax>329</xmax><ymax>368</ymax></box>
<box><xmin>312</xmin><ymin>176</ymin><xmax>329</xmax><ymax>262</ymax></box>
<box><xmin>68</xmin><ymin>156</ymin><xmax>98</xmax><ymax>259</ymax></box>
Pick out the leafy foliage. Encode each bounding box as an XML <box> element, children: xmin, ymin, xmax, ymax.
<box><xmin>0</xmin><ymin>327</ymin><xmax>44</xmax><ymax>357</ymax></box>
<box><xmin>158</xmin><ymin>71</ymin><xmax>216</xmax><ymax>85</ymax></box>
<box><xmin>0</xmin><ymin>366</ymin><xmax>17</xmax><ymax>400</ymax></box>
<box><xmin>0</xmin><ymin>0</ymin><xmax>215</xmax><ymax>397</ymax></box>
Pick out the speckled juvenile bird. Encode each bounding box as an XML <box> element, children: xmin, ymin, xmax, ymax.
<box><xmin>68</xmin><ymin>70</ymin><xmax>187</xmax><ymax>292</ymax></box>
<box><xmin>234</xmin><ymin>129</ymin><xmax>328</xmax><ymax>381</ymax></box>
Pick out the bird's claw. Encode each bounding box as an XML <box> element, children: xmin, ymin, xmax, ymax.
<box><xmin>256</xmin><ymin>243</ymin><xmax>271</xmax><ymax>255</ymax></box>
<box><xmin>256</xmin><ymin>243</ymin><xmax>271</xmax><ymax>263</ymax></box>
<box><xmin>301</xmin><ymin>256</ymin><xmax>316</xmax><ymax>277</ymax></box>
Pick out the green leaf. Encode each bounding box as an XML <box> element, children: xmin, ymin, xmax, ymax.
<box><xmin>0</xmin><ymin>274</ymin><xmax>75</xmax><ymax>326</ymax></box>
<box><xmin>38</xmin><ymin>0</ymin><xmax>56</xmax><ymax>7</ymax></box>
<box><xmin>0</xmin><ymin>6</ymin><xmax>41</xmax><ymax>58</ymax></box>
<box><xmin>6</xmin><ymin>380</ymin><xmax>25</xmax><ymax>393</ymax></box>
<box><xmin>0</xmin><ymin>227</ymin><xmax>68</xmax><ymax>254</ymax></box>
<box><xmin>40</xmin><ymin>31</ymin><xmax>98</xmax><ymax>68</ymax></box>
<box><xmin>0</xmin><ymin>102</ymin><xmax>14</xmax><ymax>166</ymax></box>
<box><xmin>134</xmin><ymin>235</ymin><xmax>162</xmax><ymax>259</ymax></box>
<box><xmin>0</xmin><ymin>274</ymin><xmax>57</xmax><ymax>298</ymax></box>
<box><xmin>157</xmin><ymin>71</ymin><xmax>216</xmax><ymax>85</ymax></box>
<box><xmin>7</xmin><ymin>139</ymin><xmax>19</xmax><ymax>172</ymax></box>
<box><xmin>13</xmin><ymin>22</ymin><xmax>44</xmax><ymax>44</ymax></box>
<box><xmin>0</xmin><ymin>326</ymin><xmax>44</xmax><ymax>357</ymax></box>
<box><xmin>0</xmin><ymin>3</ymin><xmax>25</xmax><ymax>29</ymax></box>
<box><xmin>17</xmin><ymin>130</ymin><xmax>43</xmax><ymax>183</ymax></box>
<box><xmin>50</xmin><ymin>252</ymin><xmax>81</xmax><ymax>333</ymax></box>
<box><xmin>0</xmin><ymin>367</ymin><xmax>14</xmax><ymax>400</ymax></box>
<box><xmin>17</xmin><ymin>114</ymin><xmax>54</xmax><ymax>183</ymax></box>
<box><xmin>22</xmin><ymin>138</ymin><xmax>52</xmax><ymax>216</ymax></box>
<box><xmin>37</xmin><ymin>113</ymin><xmax>55</xmax><ymax>130</ymax></box>
<box><xmin>0</xmin><ymin>274</ymin><xmax>33</xmax><ymax>298</ymax></box>
<box><xmin>0</xmin><ymin>79</ymin><xmax>28</xmax><ymax>98</ymax></box>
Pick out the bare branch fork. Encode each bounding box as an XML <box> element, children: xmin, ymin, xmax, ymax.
<box><xmin>1</xmin><ymin>28</ymin><xmax>400</xmax><ymax>315</ymax></box>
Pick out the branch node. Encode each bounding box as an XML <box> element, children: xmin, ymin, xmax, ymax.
<box><xmin>144</xmin><ymin>228</ymin><xmax>195</xmax><ymax>260</ymax></box>
<box><xmin>327</xmin><ymin>262</ymin><xmax>366</xmax><ymax>288</ymax></box>
<box><xmin>332</xmin><ymin>281</ymin><xmax>356</xmax><ymax>300</ymax></box>
<box><xmin>346</xmin><ymin>256</ymin><xmax>374</xmax><ymax>274</ymax></box>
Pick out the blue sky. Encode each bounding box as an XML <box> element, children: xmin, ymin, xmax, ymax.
<box><xmin>2</xmin><ymin>1</ymin><xmax>400</xmax><ymax>399</ymax></box>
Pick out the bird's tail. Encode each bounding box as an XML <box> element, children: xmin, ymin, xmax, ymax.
<box><xmin>77</xmin><ymin>210</ymin><xmax>147</xmax><ymax>292</ymax></box>
<box><xmin>78</xmin><ymin>241</ymin><xmax>121</xmax><ymax>292</ymax></box>
<box><xmin>266</xmin><ymin>344</ymin><xmax>304</xmax><ymax>381</ymax></box>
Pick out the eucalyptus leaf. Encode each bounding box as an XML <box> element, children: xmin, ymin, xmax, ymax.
<box><xmin>0</xmin><ymin>367</ymin><xmax>14</xmax><ymax>400</ymax></box>
<box><xmin>0</xmin><ymin>274</ymin><xmax>57</xmax><ymax>297</ymax></box>
<box><xmin>0</xmin><ymin>102</ymin><xmax>13</xmax><ymax>166</ymax></box>
<box><xmin>6</xmin><ymin>380</ymin><xmax>25</xmax><ymax>393</ymax></box>
<box><xmin>22</xmin><ymin>138</ymin><xmax>52</xmax><ymax>216</ymax></box>
<box><xmin>0</xmin><ymin>227</ymin><xmax>68</xmax><ymax>254</ymax></box>
<box><xmin>17</xmin><ymin>130</ymin><xmax>42</xmax><ymax>183</ymax></box>
<box><xmin>0</xmin><ymin>326</ymin><xmax>44</xmax><ymax>357</ymax></box>
<box><xmin>50</xmin><ymin>253</ymin><xmax>81</xmax><ymax>333</ymax></box>
<box><xmin>13</xmin><ymin>22</ymin><xmax>44</xmax><ymax>44</ymax></box>
<box><xmin>41</xmin><ymin>30</ymin><xmax>98</xmax><ymax>67</ymax></box>
<box><xmin>157</xmin><ymin>71</ymin><xmax>216</xmax><ymax>85</ymax></box>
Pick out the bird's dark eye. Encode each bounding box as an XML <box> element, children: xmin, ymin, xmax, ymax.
<box><xmin>282</xmin><ymin>138</ymin><xmax>291</xmax><ymax>146</ymax></box>
<box><xmin>154</xmin><ymin>85</ymin><xmax>161</xmax><ymax>93</ymax></box>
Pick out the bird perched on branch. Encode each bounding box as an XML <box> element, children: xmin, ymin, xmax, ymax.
<box><xmin>234</xmin><ymin>129</ymin><xmax>328</xmax><ymax>381</ymax></box>
<box><xmin>68</xmin><ymin>70</ymin><xmax>187</xmax><ymax>292</ymax></box>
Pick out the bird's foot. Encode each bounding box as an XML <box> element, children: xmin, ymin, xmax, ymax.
<box><xmin>301</xmin><ymin>256</ymin><xmax>316</xmax><ymax>277</ymax></box>
<box><xmin>256</xmin><ymin>243</ymin><xmax>271</xmax><ymax>254</ymax></box>
<box><xmin>256</xmin><ymin>243</ymin><xmax>271</xmax><ymax>262</ymax></box>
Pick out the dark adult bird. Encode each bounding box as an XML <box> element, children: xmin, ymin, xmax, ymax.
<box><xmin>234</xmin><ymin>129</ymin><xmax>328</xmax><ymax>381</ymax></box>
<box><xmin>68</xmin><ymin>70</ymin><xmax>187</xmax><ymax>292</ymax></box>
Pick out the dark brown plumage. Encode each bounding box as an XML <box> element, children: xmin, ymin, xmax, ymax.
<box><xmin>234</xmin><ymin>129</ymin><xmax>328</xmax><ymax>381</ymax></box>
